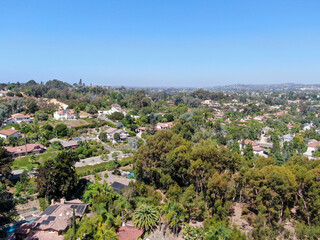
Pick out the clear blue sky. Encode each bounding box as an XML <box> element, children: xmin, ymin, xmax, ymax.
<box><xmin>0</xmin><ymin>0</ymin><xmax>319</xmax><ymax>87</ymax></box>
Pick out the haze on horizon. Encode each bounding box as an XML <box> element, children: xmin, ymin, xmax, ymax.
<box><xmin>0</xmin><ymin>0</ymin><xmax>320</xmax><ymax>88</ymax></box>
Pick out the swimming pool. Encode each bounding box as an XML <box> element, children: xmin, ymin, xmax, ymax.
<box><xmin>2</xmin><ymin>217</ymin><xmax>39</xmax><ymax>234</ymax></box>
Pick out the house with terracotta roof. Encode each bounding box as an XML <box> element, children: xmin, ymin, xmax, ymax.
<box><xmin>15</xmin><ymin>199</ymin><xmax>89</xmax><ymax>240</ymax></box>
<box><xmin>304</xmin><ymin>140</ymin><xmax>320</xmax><ymax>159</ymax></box>
<box><xmin>53</xmin><ymin>109</ymin><xmax>77</xmax><ymax>120</ymax></box>
<box><xmin>239</xmin><ymin>139</ymin><xmax>259</xmax><ymax>150</ymax></box>
<box><xmin>116</xmin><ymin>224</ymin><xmax>144</xmax><ymax>240</ymax></box>
<box><xmin>4</xmin><ymin>113</ymin><xmax>33</xmax><ymax>125</ymax></box>
<box><xmin>0</xmin><ymin>128</ymin><xmax>20</xmax><ymax>139</ymax></box>
<box><xmin>156</xmin><ymin>122</ymin><xmax>173</xmax><ymax>130</ymax></box>
<box><xmin>4</xmin><ymin>143</ymin><xmax>45</xmax><ymax>158</ymax></box>
<box><xmin>253</xmin><ymin>146</ymin><xmax>266</xmax><ymax>156</ymax></box>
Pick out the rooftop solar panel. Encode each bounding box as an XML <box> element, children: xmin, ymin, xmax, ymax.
<box><xmin>77</xmin><ymin>205</ymin><xmax>85</xmax><ymax>214</ymax></box>
<box><xmin>42</xmin><ymin>220</ymin><xmax>50</xmax><ymax>225</ymax></box>
<box><xmin>41</xmin><ymin>205</ymin><xmax>58</xmax><ymax>215</ymax></box>
<box><xmin>47</xmin><ymin>216</ymin><xmax>56</xmax><ymax>221</ymax></box>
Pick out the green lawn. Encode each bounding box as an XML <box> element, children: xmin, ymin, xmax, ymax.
<box><xmin>12</xmin><ymin>149</ymin><xmax>59</xmax><ymax>170</ymax></box>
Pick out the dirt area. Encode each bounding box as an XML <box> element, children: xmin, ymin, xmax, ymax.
<box><xmin>82</xmin><ymin>170</ymin><xmax>135</xmax><ymax>186</ymax></box>
<box><xmin>230</xmin><ymin>203</ymin><xmax>253</xmax><ymax>234</ymax></box>
<box><xmin>64</xmin><ymin>120</ymin><xmax>90</xmax><ymax>128</ymax></box>
<box><xmin>15</xmin><ymin>199</ymin><xmax>41</xmax><ymax>220</ymax></box>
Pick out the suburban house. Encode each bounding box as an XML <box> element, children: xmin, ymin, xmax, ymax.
<box><xmin>253</xmin><ymin>146</ymin><xmax>266</xmax><ymax>156</ymax></box>
<box><xmin>49</xmin><ymin>137</ymin><xmax>85</xmax><ymax>149</ymax></box>
<box><xmin>15</xmin><ymin>199</ymin><xmax>89</xmax><ymax>240</ymax></box>
<box><xmin>281</xmin><ymin>134</ymin><xmax>294</xmax><ymax>142</ymax></box>
<box><xmin>0</xmin><ymin>128</ymin><xmax>20</xmax><ymax>139</ymax></box>
<box><xmin>304</xmin><ymin>140</ymin><xmax>320</xmax><ymax>159</ymax></box>
<box><xmin>303</xmin><ymin>123</ymin><xmax>313</xmax><ymax>131</ymax></box>
<box><xmin>99</xmin><ymin>104</ymin><xmax>127</xmax><ymax>116</ymax></box>
<box><xmin>156</xmin><ymin>122</ymin><xmax>174</xmax><ymax>130</ymax></box>
<box><xmin>4</xmin><ymin>113</ymin><xmax>33</xmax><ymax>125</ymax></box>
<box><xmin>0</xmin><ymin>90</ymin><xmax>11</xmax><ymax>96</ymax></box>
<box><xmin>116</xmin><ymin>224</ymin><xmax>144</xmax><ymax>240</ymax></box>
<box><xmin>214</xmin><ymin>113</ymin><xmax>225</xmax><ymax>119</ymax></box>
<box><xmin>105</xmin><ymin>127</ymin><xmax>130</xmax><ymax>142</ymax></box>
<box><xmin>239</xmin><ymin>139</ymin><xmax>259</xmax><ymax>150</ymax></box>
<box><xmin>4</xmin><ymin>143</ymin><xmax>45</xmax><ymax>158</ymax></box>
<box><xmin>53</xmin><ymin>109</ymin><xmax>77</xmax><ymax>120</ymax></box>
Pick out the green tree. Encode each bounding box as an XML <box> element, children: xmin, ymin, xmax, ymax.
<box><xmin>36</xmin><ymin>151</ymin><xmax>79</xmax><ymax>200</ymax></box>
<box><xmin>133</xmin><ymin>204</ymin><xmax>159</xmax><ymax>232</ymax></box>
<box><xmin>114</xmin><ymin>132</ymin><xmax>120</xmax><ymax>142</ymax></box>
<box><xmin>54</xmin><ymin>124</ymin><xmax>68</xmax><ymax>137</ymax></box>
<box><xmin>0</xmin><ymin>148</ymin><xmax>13</xmax><ymax>184</ymax></box>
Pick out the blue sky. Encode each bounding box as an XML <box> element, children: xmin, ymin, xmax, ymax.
<box><xmin>0</xmin><ymin>0</ymin><xmax>319</xmax><ymax>87</ymax></box>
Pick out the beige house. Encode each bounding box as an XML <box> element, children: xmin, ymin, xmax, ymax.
<box><xmin>4</xmin><ymin>143</ymin><xmax>45</xmax><ymax>158</ymax></box>
<box><xmin>16</xmin><ymin>199</ymin><xmax>88</xmax><ymax>240</ymax></box>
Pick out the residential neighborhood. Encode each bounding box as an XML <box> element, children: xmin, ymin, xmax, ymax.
<box><xmin>1</xmin><ymin>82</ymin><xmax>320</xmax><ymax>239</ymax></box>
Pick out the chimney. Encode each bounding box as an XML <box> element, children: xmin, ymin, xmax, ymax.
<box><xmin>60</xmin><ymin>197</ymin><xmax>66</xmax><ymax>204</ymax></box>
<box><xmin>51</xmin><ymin>199</ymin><xmax>55</xmax><ymax>205</ymax></box>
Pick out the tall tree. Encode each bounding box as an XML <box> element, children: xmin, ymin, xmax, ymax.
<box><xmin>36</xmin><ymin>151</ymin><xmax>79</xmax><ymax>200</ymax></box>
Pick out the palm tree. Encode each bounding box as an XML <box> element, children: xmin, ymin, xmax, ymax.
<box><xmin>162</xmin><ymin>201</ymin><xmax>183</xmax><ymax>235</ymax></box>
<box><xmin>133</xmin><ymin>204</ymin><xmax>159</xmax><ymax>232</ymax></box>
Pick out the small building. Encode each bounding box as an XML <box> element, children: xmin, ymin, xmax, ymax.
<box><xmin>111</xmin><ymin>181</ymin><xmax>128</xmax><ymax>193</ymax></box>
<box><xmin>4</xmin><ymin>143</ymin><xmax>45</xmax><ymax>158</ymax></box>
<box><xmin>156</xmin><ymin>122</ymin><xmax>173</xmax><ymax>130</ymax></box>
<box><xmin>99</xmin><ymin>104</ymin><xmax>126</xmax><ymax>116</ymax></box>
<box><xmin>0</xmin><ymin>128</ymin><xmax>20</xmax><ymax>139</ymax></box>
<box><xmin>303</xmin><ymin>123</ymin><xmax>313</xmax><ymax>131</ymax></box>
<box><xmin>253</xmin><ymin>146</ymin><xmax>266</xmax><ymax>156</ymax></box>
<box><xmin>281</xmin><ymin>134</ymin><xmax>294</xmax><ymax>143</ymax></box>
<box><xmin>53</xmin><ymin>109</ymin><xmax>77</xmax><ymax>120</ymax></box>
<box><xmin>116</xmin><ymin>225</ymin><xmax>144</xmax><ymax>240</ymax></box>
<box><xmin>49</xmin><ymin>138</ymin><xmax>78</xmax><ymax>150</ymax></box>
<box><xmin>15</xmin><ymin>199</ymin><xmax>89</xmax><ymax>240</ymax></box>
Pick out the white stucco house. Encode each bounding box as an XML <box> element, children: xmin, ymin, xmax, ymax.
<box><xmin>53</xmin><ymin>109</ymin><xmax>77</xmax><ymax>120</ymax></box>
<box><xmin>4</xmin><ymin>113</ymin><xmax>33</xmax><ymax>125</ymax></box>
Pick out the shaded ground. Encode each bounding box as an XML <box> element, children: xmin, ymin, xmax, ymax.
<box><xmin>230</xmin><ymin>203</ymin><xmax>253</xmax><ymax>234</ymax></box>
<box><xmin>146</xmin><ymin>226</ymin><xmax>183</xmax><ymax>240</ymax></box>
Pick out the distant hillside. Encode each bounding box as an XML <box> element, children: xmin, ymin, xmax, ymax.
<box><xmin>208</xmin><ymin>83</ymin><xmax>320</xmax><ymax>91</ymax></box>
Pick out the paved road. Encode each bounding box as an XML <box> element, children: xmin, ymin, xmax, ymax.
<box><xmin>97</xmin><ymin>115</ymin><xmax>116</xmax><ymax>125</ymax></box>
<box><xmin>101</xmin><ymin>142</ymin><xmax>116</xmax><ymax>152</ymax></box>
<box><xmin>75</xmin><ymin>156</ymin><xmax>105</xmax><ymax>168</ymax></box>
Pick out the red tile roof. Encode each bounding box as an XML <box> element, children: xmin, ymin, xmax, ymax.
<box><xmin>0</xmin><ymin>129</ymin><xmax>19</xmax><ymax>136</ymax></box>
<box><xmin>117</xmin><ymin>225</ymin><xmax>144</xmax><ymax>240</ymax></box>
<box><xmin>308</xmin><ymin>141</ymin><xmax>320</xmax><ymax>148</ymax></box>
<box><xmin>253</xmin><ymin>146</ymin><xmax>264</xmax><ymax>151</ymax></box>
<box><xmin>11</xmin><ymin>113</ymin><xmax>31</xmax><ymax>118</ymax></box>
<box><xmin>5</xmin><ymin>143</ymin><xmax>45</xmax><ymax>154</ymax></box>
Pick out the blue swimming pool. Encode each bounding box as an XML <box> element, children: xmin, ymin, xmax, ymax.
<box><xmin>2</xmin><ymin>217</ymin><xmax>38</xmax><ymax>234</ymax></box>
